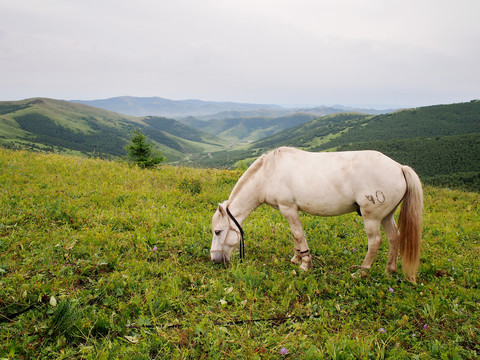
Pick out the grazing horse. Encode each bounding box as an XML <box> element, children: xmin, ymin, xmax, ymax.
<box><xmin>210</xmin><ymin>147</ymin><xmax>423</xmax><ymax>283</ymax></box>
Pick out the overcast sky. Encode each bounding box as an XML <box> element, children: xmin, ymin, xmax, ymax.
<box><xmin>1</xmin><ymin>0</ymin><xmax>479</xmax><ymax>108</ymax></box>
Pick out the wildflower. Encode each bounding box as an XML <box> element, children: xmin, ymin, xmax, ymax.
<box><xmin>280</xmin><ymin>347</ymin><xmax>288</xmax><ymax>355</ymax></box>
<box><xmin>352</xmin><ymin>248</ymin><xmax>357</xmax><ymax>252</ymax></box>
<box><xmin>153</xmin><ymin>246</ymin><xmax>158</xmax><ymax>251</ymax></box>
<box><xmin>423</xmin><ymin>323</ymin><xmax>428</xmax><ymax>330</ymax></box>
<box><xmin>388</xmin><ymin>287</ymin><xmax>394</xmax><ymax>293</ymax></box>
<box><xmin>379</xmin><ymin>327</ymin><xmax>386</xmax><ymax>334</ymax></box>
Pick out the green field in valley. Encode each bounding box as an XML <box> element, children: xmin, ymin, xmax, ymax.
<box><xmin>1</xmin><ymin>149</ymin><xmax>479</xmax><ymax>359</ymax></box>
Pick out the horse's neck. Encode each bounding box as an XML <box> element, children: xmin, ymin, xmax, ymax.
<box><xmin>228</xmin><ymin>177</ymin><xmax>261</xmax><ymax>225</ymax></box>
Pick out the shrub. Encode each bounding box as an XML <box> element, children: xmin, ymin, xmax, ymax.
<box><xmin>125</xmin><ymin>130</ymin><xmax>165</xmax><ymax>168</ymax></box>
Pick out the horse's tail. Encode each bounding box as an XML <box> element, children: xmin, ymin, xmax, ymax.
<box><xmin>398</xmin><ymin>166</ymin><xmax>423</xmax><ymax>283</ymax></box>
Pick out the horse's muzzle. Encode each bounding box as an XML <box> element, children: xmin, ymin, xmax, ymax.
<box><xmin>211</xmin><ymin>251</ymin><xmax>229</xmax><ymax>264</ymax></box>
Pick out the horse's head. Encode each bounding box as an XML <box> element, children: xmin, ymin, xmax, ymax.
<box><xmin>210</xmin><ymin>202</ymin><xmax>242</xmax><ymax>264</ymax></box>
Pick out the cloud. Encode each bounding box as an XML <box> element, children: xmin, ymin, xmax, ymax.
<box><xmin>1</xmin><ymin>0</ymin><xmax>479</xmax><ymax>106</ymax></box>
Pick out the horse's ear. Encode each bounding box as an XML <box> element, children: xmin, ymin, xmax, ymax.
<box><xmin>218</xmin><ymin>203</ymin><xmax>227</xmax><ymax>216</ymax></box>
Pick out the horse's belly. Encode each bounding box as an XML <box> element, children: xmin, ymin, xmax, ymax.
<box><xmin>268</xmin><ymin>183</ymin><xmax>357</xmax><ymax>216</ymax></box>
<box><xmin>265</xmin><ymin>170</ymin><xmax>357</xmax><ymax>216</ymax></box>
<box><xmin>295</xmin><ymin>194</ymin><xmax>358</xmax><ymax>216</ymax></box>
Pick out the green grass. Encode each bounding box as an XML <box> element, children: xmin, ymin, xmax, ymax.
<box><xmin>1</xmin><ymin>149</ymin><xmax>479</xmax><ymax>359</ymax></box>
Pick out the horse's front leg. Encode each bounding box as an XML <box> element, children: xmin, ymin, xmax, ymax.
<box><xmin>279</xmin><ymin>204</ymin><xmax>312</xmax><ymax>271</ymax></box>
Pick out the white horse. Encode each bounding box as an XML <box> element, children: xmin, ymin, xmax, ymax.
<box><xmin>210</xmin><ymin>147</ymin><xmax>423</xmax><ymax>283</ymax></box>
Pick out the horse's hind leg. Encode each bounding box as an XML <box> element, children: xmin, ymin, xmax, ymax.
<box><xmin>360</xmin><ymin>218</ymin><xmax>382</xmax><ymax>276</ymax></box>
<box><xmin>278</xmin><ymin>204</ymin><xmax>312</xmax><ymax>271</ymax></box>
<box><xmin>381</xmin><ymin>212</ymin><xmax>400</xmax><ymax>275</ymax></box>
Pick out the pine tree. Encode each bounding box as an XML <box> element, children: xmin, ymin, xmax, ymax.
<box><xmin>125</xmin><ymin>130</ymin><xmax>165</xmax><ymax>168</ymax></box>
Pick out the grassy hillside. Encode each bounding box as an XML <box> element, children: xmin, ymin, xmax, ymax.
<box><xmin>1</xmin><ymin>149</ymin><xmax>479</xmax><ymax>358</ymax></box>
<box><xmin>0</xmin><ymin>98</ymin><xmax>225</xmax><ymax>161</ymax></box>
<box><xmin>252</xmin><ymin>113</ymin><xmax>370</xmax><ymax>150</ymax></box>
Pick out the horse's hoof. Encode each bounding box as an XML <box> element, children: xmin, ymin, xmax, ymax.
<box><xmin>291</xmin><ymin>255</ymin><xmax>302</xmax><ymax>265</ymax></box>
<box><xmin>404</xmin><ymin>275</ymin><xmax>417</xmax><ymax>285</ymax></box>
<box><xmin>351</xmin><ymin>268</ymin><xmax>369</xmax><ymax>279</ymax></box>
<box><xmin>385</xmin><ymin>268</ymin><xmax>398</xmax><ymax>277</ymax></box>
<box><xmin>299</xmin><ymin>261</ymin><xmax>312</xmax><ymax>271</ymax></box>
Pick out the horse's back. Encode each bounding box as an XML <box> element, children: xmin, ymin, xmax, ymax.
<box><xmin>261</xmin><ymin>147</ymin><xmax>406</xmax><ymax>216</ymax></box>
<box><xmin>265</xmin><ymin>147</ymin><xmax>402</xmax><ymax>181</ymax></box>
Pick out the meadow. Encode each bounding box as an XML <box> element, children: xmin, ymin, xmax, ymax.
<box><xmin>0</xmin><ymin>149</ymin><xmax>479</xmax><ymax>359</ymax></box>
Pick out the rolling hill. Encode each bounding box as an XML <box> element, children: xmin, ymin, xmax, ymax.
<box><xmin>182</xmin><ymin>113</ymin><xmax>318</xmax><ymax>142</ymax></box>
<box><xmin>73</xmin><ymin>96</ymin><xmax>393</xmax><ymax>119</ymax></box>
<box><xmin>0</xmin><ymin>98</ymin><xmax>225</xmax><ymax>161</ymax></box>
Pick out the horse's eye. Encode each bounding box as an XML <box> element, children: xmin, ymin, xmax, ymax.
<box><xmin>215</xmin><ymin>230</ymin><xmax>222</xmax><ymax>236</ymax></box>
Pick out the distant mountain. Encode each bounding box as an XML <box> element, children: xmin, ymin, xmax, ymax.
<box><xmin>0</xmin><ymin>98</ymin><xmax>225</xmax><ymax>161</ymax></box>
<box><xmin>71</xmin><ymin>96</ymin><xmax>284</xmax><ymax>118</ymax></box>
<box><xmin>71</xmin><ymin>96</ymin><xmax>395</xmax><ymax>119</ymax></box>
<box><xmin>183</xmin><ymin>106</ymin><xmax>349</xmax><ymax>121</ymax></box>
<box><xmin>290</xmin><ymin>105</ymin><xmax>394</xmax><ymax>117</ymax></box>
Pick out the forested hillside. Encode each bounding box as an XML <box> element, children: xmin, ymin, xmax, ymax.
<box><xmin>0</xmin><ymin>98</ymin><xmax>225</xmax><ymax>160</ymax></box>
<box><xmin>252</xmin><ymin>101</ymin><xmax>480</xmax><ymax>151</ymax></box>
<box><xmin>251</xmin><ymin>113</ymin><xmax>370</xmax><ymax>150</ymax></box>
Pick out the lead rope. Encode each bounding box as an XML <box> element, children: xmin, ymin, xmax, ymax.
<box><xmin>226</xmin><ymin>207</ymin><xmax>245</xmax><ymax>262</ymax></box>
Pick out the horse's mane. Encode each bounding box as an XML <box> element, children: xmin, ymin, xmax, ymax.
<box><xmin>228</xmin><ymin>153</ymin><xmax>266</xmax><ymax>202</ymax></box>
<box><xmin>228</xmin><ymin>147</ymin><xmax>296</xmax><ymax>202</ymax></box>
<box><xmin>270</xmin><ymin>146</ymin><xmax>296</xmax><ymax>156</ymax></box>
